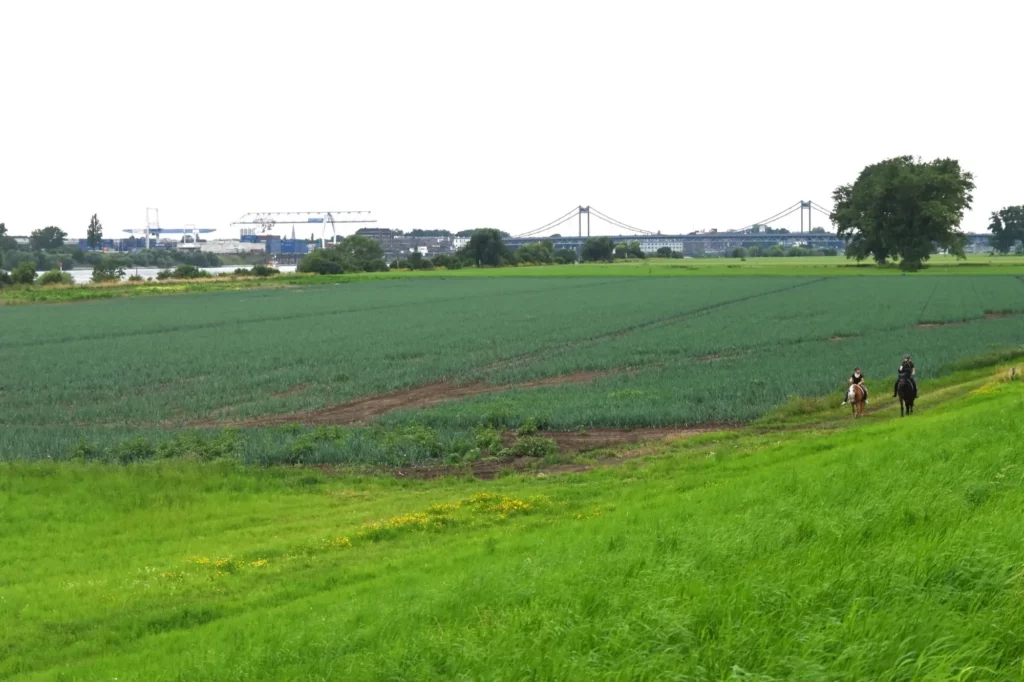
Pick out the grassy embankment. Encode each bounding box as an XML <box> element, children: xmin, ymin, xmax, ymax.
<box><xmin>2</xmin><ymin>361</ymin><xmax>1022</xmax><ymax>680</ymax></box>
<box><xmin>4</xmin><ymin>255</ymin><xmax>1024</xmax><ymax>305</ymax></box>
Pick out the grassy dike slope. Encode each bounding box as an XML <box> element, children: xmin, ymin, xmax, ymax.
<box><xmin>3</xmin><ymin>377</ymin><xmax>1023</xmax><ymax>680</ymax></box>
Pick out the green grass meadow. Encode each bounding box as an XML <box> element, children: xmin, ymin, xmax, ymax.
<box><xmin>3</xmin><ymin>371</ymin><xmax>1023</xmax><ymax>680</ymax></box>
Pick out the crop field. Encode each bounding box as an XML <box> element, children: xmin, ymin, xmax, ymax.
<box><xmin>2</xmin><ymin>273</ymin><xmax>1024</xmax><ymax>464</ymax></box>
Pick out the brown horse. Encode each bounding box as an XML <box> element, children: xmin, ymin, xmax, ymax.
<box><xmin>847</xmin><ymin>382</ymin><xmax>866</xmax><ymax>417</ymax></box>
<box><xmin>897</xmin><ymin>376</ymin><xmax>915</xmax><ymax>416</ymax></box>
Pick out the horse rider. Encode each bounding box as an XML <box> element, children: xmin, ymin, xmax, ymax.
<box><xmin>893</xmin><ymin>354</ymin><xmax>918</xmax><ymax>398</ymax></box>
<box><xmin>841</xmin><ymin>367</ymin><xmax>867</xmax><ymax>406</ymax></box>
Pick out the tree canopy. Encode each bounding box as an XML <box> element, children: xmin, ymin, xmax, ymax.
<box><xmin>831</xmin><ymin>156</ymin><xmax>974</xmax><ymax>271</ymax></box>
<box><xmin>297</xmin><ymin>235</ymin><xmax>386</xmax><ymax>274</ymax></box>
<box><xmin>87</xmin><ymin>215</ymin><xmax>103</xmax><ymax>249</ymax></box>
<box><xmin>581</xmin><ymin>237</ymin><xmax>615</xmax><ymax>262</ymax></box>
<box><xmin>987</xmin><ymin>206</ymin><xmax>1024</xmax><ymax>253</ymax></box>
<box><xmin>91</xmin><ymin>257</ymin><xmax>126</xmax><ymax>283</ymax></box>
<box><xmin>30</xmin><ymin>226</ymin><xmax>68</xmax><ymax>251</ymax></box>
<box><xmin>615</xmin><ymin>241</ymin><xmax>645</xmax><ymax>259</ymax></box>
<box><xmin>456</xmin><ymin>229</ymin><xmax>514</xmax><ymax>266</ymax></box>
<box><xmin>516</xmin><ymin>239</ymin><xmax>554</xmax><ymax>264</ymax></box>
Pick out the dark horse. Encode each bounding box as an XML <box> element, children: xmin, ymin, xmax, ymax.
<box><xmin>897</xmin><ymin>376</ymin><xmax>915</xmax><ymax>416</ymax></box>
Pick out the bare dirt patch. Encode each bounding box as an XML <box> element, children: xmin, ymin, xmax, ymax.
<box><xmin>220</xmin><ymin>370</ymin><xmax>616</xmax><ymax>428</ymax></box>
<box><xmin>915</xmin><ymin>321</ymin><xmax>967</xmax><ymax>330</ymax></box>
<box><xmin>985</xmin><ymin>311</ymin><xmax>1022</xmax><ymax>320</ymax></box>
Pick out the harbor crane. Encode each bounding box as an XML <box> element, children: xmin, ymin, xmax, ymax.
<box><xmin>230</xmin><ymin>211</ymin><xmax>376</xmax><ymax>247</ymax></box>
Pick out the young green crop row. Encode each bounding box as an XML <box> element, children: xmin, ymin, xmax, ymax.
<box><xmin>1</xmin><ymin>275</ymin><xmax>1022</xmax><ymax>462</ymax></box>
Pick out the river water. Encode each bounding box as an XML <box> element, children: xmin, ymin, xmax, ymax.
<box><xmin>39</xmin><ymin>265</ymin><xmax>298</xmax><ymax>284</ymax></box>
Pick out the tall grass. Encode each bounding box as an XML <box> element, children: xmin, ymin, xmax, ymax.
<box><xmin>2</xmin><ymin>380</ymin><xmax>1023</xmax><ymax>679</ymax></box>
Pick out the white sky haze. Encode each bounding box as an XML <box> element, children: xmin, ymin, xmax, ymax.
<box><xmin>1</xmin><ymin>1</ymin><xmax>1021</xmax><ymax>239</ymax></box>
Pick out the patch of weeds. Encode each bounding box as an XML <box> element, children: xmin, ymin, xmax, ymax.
<box><xmin>155</xmin><ymin>429</ymin><xmax>240</xmax><ymax>461</ymax></box>
<box><xmin>483</xmin><ymin>404</ymin><xmax>515</xmax><ymax>429</ymax></box>
<box><xmin>501</xmin><ymin>435</ymin><xmax>558</xmax><ymax>459</ymax></box>
<box><xmin>515</xmin><ymin>418</ymin><xmax>540</xmax><ymax>437</ymax></box>
<box><xmin>288</xmin><ymin>425</ymin><xmax>351</xmax><ymax>464</ymax></box>
<box><xmin>474</xmin><ymin>426</ymin><xmax>503</xmax><ymax>455</ymax></box>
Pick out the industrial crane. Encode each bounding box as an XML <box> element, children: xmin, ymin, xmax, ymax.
<box><xmin>230</xmin><ymin>211</ymin><xmax>376</xmax><ymax>247</ymax></box>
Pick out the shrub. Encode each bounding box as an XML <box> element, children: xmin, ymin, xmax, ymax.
<box><xmin>474</xmin><ymin>426</ymin><xmax>504</xmax><ymax>454</ymax></box>
<box><xmin>128</xmin><ymin>274</ymin><xmax>144</xmax><ymax>282</ymax></box>
<box><xmin>249</xmin><ymin>264</ymin><xmax>279</xmax><ymax>277</ymax></box>
<box><xmin>37</xmin><ymin>270</ymin><xmax>73</xmax><ymax>286</ymax></box>
<box><xmin>92</xmin><ymin>258</ymin><xmax>126</xmax><ymax>283</ymax></box>
<box><xmin>156</xmin><ymin>264</ymin><xmax>211</xmax><ymax>280</ymax></box>
<box><xmin>514</xmin><ymin>415</ymin><xmax>550</xmax><ymax>437</ymax></box>
<box><xmin>11</xmin><ymin>261</ymin><xmax>37</xmax><ymax>284</ymax></box>
<box><xmin>297</xmin><ymin>250</ymin><xmax>344</xmax><ymax>275</ymax></box>
<box><xmin>502</xmin><ymin>435</ymin><xmax>558</xmax><ymax>458</ymax></box>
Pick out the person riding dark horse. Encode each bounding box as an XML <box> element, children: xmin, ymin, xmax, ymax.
<box><xmin>893</xmin><ymin>354</ymin><xmax>918</xmax><ymax>398</ymax></box>
<box><xmin>841</xmin><ymin>367</ymin><xmax>867</xmax><ymax>406</ymax></box>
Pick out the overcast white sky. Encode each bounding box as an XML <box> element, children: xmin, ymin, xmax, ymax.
<box><xmin>2</xmin><ymin>1</ymin><xmax>1021</xmax><ymax>240</ymax></box>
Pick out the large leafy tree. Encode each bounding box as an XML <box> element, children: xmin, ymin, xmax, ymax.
<box><xmin>830</xmin><ymin>156</ymin><xmax>974</xmax><ymax>271</ymax></box>
<box><xmin>296</xmin><ymin>235</ymin><xmax>386</xmax><ymax>274</ymax></box>
<box><xmin>86</xmin><ymin>214</ymin><xmax>103</xmax><ymax>249</ymax></box>
<box><xmin>29</xmin><ymin>226</ymin><xmax>68</xmax><ymax>251</ymax></box>
<box><xmin>581</xmin><ymin>237</ymin><xmax>615</xmax><ymax>262</ymax></box>
<box><xmin>987</xmin><ymin>206</ymin><xmax>1024</xmax><ymax>253</ymax></box>
<box><xmin>457</xmin><ymin>229</ymin><xmax>513</xmax><ymax>267</ymax></box>
<box><xmin>515</xmin><ymin>239</ymin><xmax>554</xmax><ymax>264</ymax></box>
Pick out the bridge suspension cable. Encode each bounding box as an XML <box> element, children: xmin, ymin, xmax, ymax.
<box><xmin>588</xmin><ymin>208</ymin><xmax>655</xmax><ymax>235</ymax></box>
<box><xmin>514</xmin><ymin>206</ymin><xmax>581</xmax><ymax>238</ymax></box>
<box><xmin>733</xmin><ymin>202</ymin><xmax>802</xmax><ymax>232</ymax></box>
<box><xmin>809</xmin><ymin>201</ymin><xmax>833</xmax><ymax>219</ymax></box>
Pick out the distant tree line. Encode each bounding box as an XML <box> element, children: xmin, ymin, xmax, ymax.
<box><xmin>0</xmin><ymin>215</ymin><xmax>224</xmax><ymax>288</ymax></box>
<box><xmin>728</xmin><ymin>245</ymin><xmax>839</xmax><ymax>258</ymax></box>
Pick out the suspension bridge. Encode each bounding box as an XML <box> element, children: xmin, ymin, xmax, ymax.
<box><xmin>504</xmin><ymin>201</ymin><xmax>846</xmax><ymax>255</ymax></box>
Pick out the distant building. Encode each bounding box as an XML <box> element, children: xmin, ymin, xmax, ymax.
<box><xmin>355</xmin><ymin>228</ymin><xmax>396</xmax><ymax>250</ymax></box>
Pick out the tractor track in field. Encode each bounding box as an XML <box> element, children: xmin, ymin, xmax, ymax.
<box><xmin>203</xmin><ymin>369</ymin><xmax>628</xmax><ymax>428</ymax></box>
<box><xmin>190</xmin><ymin>278</ymin><xmax>827</xmax><ymax>428</ymax></box>
<box><xmin>472</xmin><ymin>277</ymin><xmax>826</xmax><ymax>374</ymax></box>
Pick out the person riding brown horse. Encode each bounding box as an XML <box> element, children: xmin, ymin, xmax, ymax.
<box><xmin>842</xmin><ymin>367</ymin><xmax>867</xmax><ymax>416</ymax></box>
<box><xmin>841</xmin><ymin>367</ymin><xmax>868</xmax><ymax>406</ymax></box>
